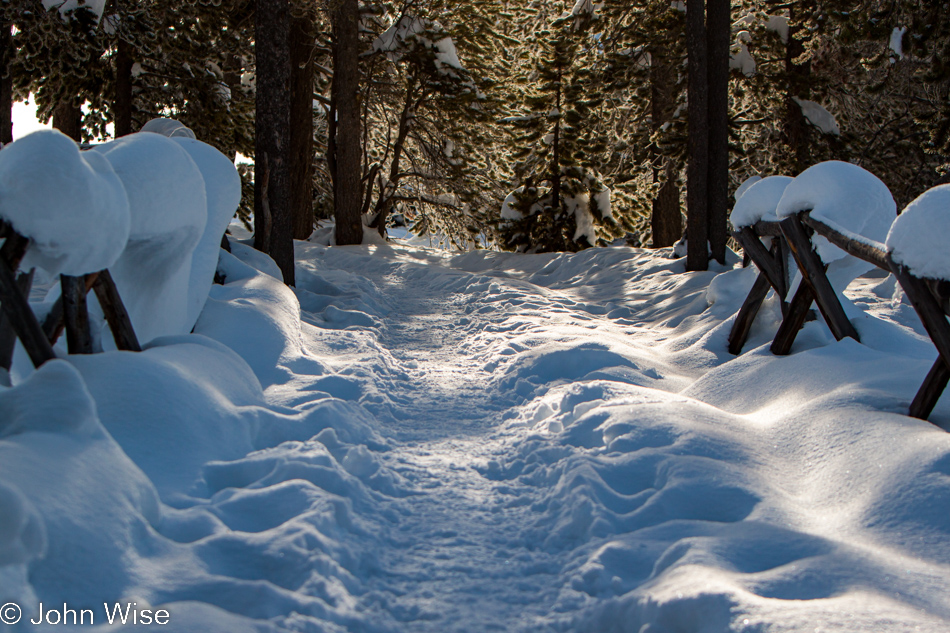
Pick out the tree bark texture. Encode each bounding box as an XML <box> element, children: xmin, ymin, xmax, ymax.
<box><xmin>330</xmin><ymin>0</ymin><xmax>363</xmax><ymax>245</ymax></box>
<box><xmin>785</xmin><ymin>4</ymin><xmax>812</xmax><ymax>174</ymax></box>
<box><xmin>53</xmin><ymin>99</ymin><xmax>82</xmax><ymax>142</ymax></box>
<box><xmin>1</xmin><ymin>21</ymin><xmax>12</xmax><ymax>145</ymax></box>
<box><xmin>685</xmin><ymin>0</ymin><xmax>708</xmax><ymax>271</ymax></box>
<box><xmin>649</xmin><ymin>55</ymin><xmax>681</xmax><ymax>248</ymax></box>
<box><xmin>706</xmin><ymin>0</ymin><xmax>729</xmax><ymax>265</ymax></box>
<box><xmin>115</xmin><ymin>37</ymin><xmax>134</xmax><ymax>137</ymax></box>
<box><xmin>254</xmin><ymin>0</ymin><xmax>295</xmax><ymax>285</ymax></box>
<box><xmin>290</xmin><ymin>15</ymin><xmax>315</xmax><ymax>240</ymax></box>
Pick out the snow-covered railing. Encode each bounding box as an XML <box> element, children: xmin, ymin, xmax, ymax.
<box><xmin>729</xmin><ymin>162</ymin><xmax>950</xmax><ymax>422</ymax></box>
<box><xmin>0</xmin><ymin>120</ymin><xmax>241</xmax><ymax>373</ymax></box>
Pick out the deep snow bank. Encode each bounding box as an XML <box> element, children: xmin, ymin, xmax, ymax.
<box><xmin>3</xmin><ymin>228</ymin><xmax>950</xmax><ymax>631</ymax></box>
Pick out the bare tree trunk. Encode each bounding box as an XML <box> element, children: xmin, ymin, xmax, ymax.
<box><xmin>53</xmin><ymin>99</ymin><xmax>82</xmax><ymax>142</ymax></box>
<box><xmin>650</xmin><ymin>54</ymin><xmax>681</xmax><ymax>248</ymax></box>
<box><xmin>706</xmin><ymin>0</ymin><xmax>730</xmax><ymax>264</ymax></box>
<box><xmin>686</xmin><ymin>0</ymin><xmax>708</xmax><ymax>271</ymax></box>
<box><xmin>330</xmin><ymin>0</ymin><xmax>363</xmax><ymax>245</ymax></box>
<box><xmin>0</xmin><ymin>20</ymin><xmax>12</xmax><ymax>145</ymax></box>
<box><xmin>115</xmin><ymin>38</ymin><xmax>134</xmax><ymax>137</ymax></box>
<box><xmin>784</xmin><ymin>4</ymin><xmax>812</xmax><ymax>174</ymax></box>
<box><xmin>254</xmin><ymin>0</ymin><xmax>295</xmax><ymax>285</ymax></box>
<box><xmin>290</xmin><ymin>14</ymin><xmax>315</xmax><ymax>239</ymax></box>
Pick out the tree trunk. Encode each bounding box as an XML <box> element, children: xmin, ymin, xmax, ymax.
<box><xmin>53</xmin><ymin>99</ymin><xmax>82</xmax><ymax>142</ymax></box>
<box><xmin>330</xmin><ymin>0</ymin><xmax>363</xmax><ymax>245</ymax></box>
<box><xmin>706</xmin><ymin>0</ymin><xmax>729</xmax><ymax>265</ymax></box>
<box><xmin>0</xmin><ymin>21</ymin><xmax>12</xmax><ymax>145</ymax></box>
<box><xmin>254</xmin><ymin>0</ymin><xmax>295</xmax><ymax>285</ymax></box>
<box><xmin>685</xmin><ymin>0</ymin><xmax>708</xmax><ymax>271</ymax></box>
<box><xmin>115</xmin><ymin>37</ymin><xmax>134</xmax><ymax>137</ymax></box>
<box><xmin>290</xmin><ymin>14</ymin><xmax>315</xmax><ymax>240</ymax></box>
<box><xmin>650</xmin><ymin>54</ymin><xmax>681</xmax><ymax>248</ymax></box>
<box><xmin>785</xmin><ymin>4</ymin><xmax>812</xmax><ymax>174</ymax></box>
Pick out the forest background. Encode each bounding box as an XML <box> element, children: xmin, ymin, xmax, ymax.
<box><xmin>2</xmin><ymin>0</ymin><xmax>949</xmax><ymax>285</ymax></box>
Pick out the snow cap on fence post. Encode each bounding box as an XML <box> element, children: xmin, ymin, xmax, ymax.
<box><xmin>887</xmin><ymin>184</ymin><xmax>950</xmax><ymax>282</ymax></box>
<box><xmin>776</xmin><ymin>161</ymin><xmax>895</xmax><ymax>264</ymax></box>
<box><xmin>0</xmin><ymin>129</ymin><xmax>130</xmax><ymax>276</ymax></box>
<box><xmin>91</xmin><ymin>132</ymin><xmax>207</xmax><ymax>345</ymax></box>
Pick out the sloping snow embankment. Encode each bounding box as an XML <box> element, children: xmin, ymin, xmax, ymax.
<box><xmin>2</xmin><ymin>227</ymin><xmax>950</xmax><ymax>631</ymax></box>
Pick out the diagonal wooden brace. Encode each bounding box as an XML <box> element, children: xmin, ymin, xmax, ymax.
<box><xmin>728</xmin><ymin>228</ymin><xmax>791</xmax><ymax>355</ymax></box>
<box><xmin>890</xmin><ymin>258</ymin><xmax>950</xmax><ymax>421</ymax></box>
<box><xmin>0</xmin><ymin>247</ymin><xmax>55</xmax><ymax>368</ymax></box>
<box><xmin>93</xmin><ymin>270</ymin><xmax>141</xmax><ymax>352</ymax></box>
<box><xmin>0</xmin><ymin>270</ymin><xmax>34</xmax><ymax>371</ymax></box>
<box><xmin>779</xmin><ymin>213</ymin><xmax>860</xmax><ymax>348</ymax></box>
<box><xmin>61</xmin><ymin>274</ymin><xmax>94</xmax><ymax>354</ymax></box>
<box><xmin>770</xmin><ymin>278</ymin><xmax>818</xmax><ymax>355</ymax></box>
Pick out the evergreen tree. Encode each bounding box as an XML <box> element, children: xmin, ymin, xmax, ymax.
<box><xmin>499</xmin><ymin>1</ymin><xmax>620</xmax><ymax>253</ymax></box>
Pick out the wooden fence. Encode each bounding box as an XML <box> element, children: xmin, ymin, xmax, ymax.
<box><xmin>730</xmin><ymin>210</ymin><xmax>950</xmax><ymax>423</ymax></box>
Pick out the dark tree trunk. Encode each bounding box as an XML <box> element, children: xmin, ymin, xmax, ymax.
<box><xmin>53</xmin><ymin>99</ymin><xmax>82</xmax><ymax>142</ymax></box>
<box><xmin>785</xmin><ymin>5</ymin><xmax>812</xmax><ymax>174</ymax></box>
<box><xmin>1</xmin><ymin>21</ymin><xmax>12</xmax><ymax>145</ymax></box>
<box><xmin>706</xmin><ymin>0</ymin><xmax>729</xmax><ymax>264</ymax></box>
<box><xmin>685</xmin><ymin>0</ymin><xmax>708</xmax><ymax>271</ymax></box>
<box><xmin>330</xmin><ymin>0</ymin><xmax>363</xmax><ymax>245</ymax></box>
<box><xmin>254</xmin><ymin>0</ymin><xmax>295</xmax><ymax>285</ymax></box>
<box><xmin>650</xmin><ymin>54</ymin><xmax>681</xmax><ymax>248</ymax></box>
<box><xmin>290</xmin><ymin>15</ymin><xmax>315</xmax><ymax>240</ymax></box>
<box><xmin>115</xmin><ymin>38</ymin><xmax>134</xmax><ymax>137</ymax></box>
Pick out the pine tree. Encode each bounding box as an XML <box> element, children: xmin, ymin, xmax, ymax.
<box><xmin>594</xmin><ymin>0</ymin><xmax>689</xmax><ymax>248</ymax></box>
<box><xmin>359</xmin><ymin>3</ymin><xmax>501</xmax><ymax>246</ymax></box>
<box><xmin>499</xmin><ymin>2</ymin><xmax>618</xmax><ymax>253</ymax></box>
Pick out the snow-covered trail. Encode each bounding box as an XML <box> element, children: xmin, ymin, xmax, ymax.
<box><xmin>290</xmin><ymin>246</ymin><xmax>636</xmax><ymax>630</ymax></box>
<box><xmin>8</xmin><ymin>237</ymin><xmax>950</xmax><ymax>633</ymax></box>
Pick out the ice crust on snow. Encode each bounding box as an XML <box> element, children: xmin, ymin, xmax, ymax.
<box><xmin>0</xmin><ymin>130</ymin><xmax>131</xmax><ymax>276</ymax></box>
<box><xmin>92</xmin><ymin>132</ymin><xmax>208</xmax><ymax>345</ymax></box>
<box><xmin>887</xmin><ymin>184</ymin><xmax>950</xmax><ymax>281</ymax></box>
<box><xmin>730</xmin><ymin>175</ymin><xmax>793</xmax><ymax>229</ymax></box>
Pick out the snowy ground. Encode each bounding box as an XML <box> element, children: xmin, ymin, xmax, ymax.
<box><xmin>3</xmin><ymin>234</ymin><xmax>950</xmax><ymax>632</ymax></box>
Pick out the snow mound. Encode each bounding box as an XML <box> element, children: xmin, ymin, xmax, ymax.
<box><xmin>92</xmin><ymin>133</ymin><xmax>208</xmax><ymax>345</ymax></box>
<box><xmin>171</xmin><ymin>138</ymin><xmax>242</xmax><ymax>329</ymax></box>
<box><xmin>776</xmin><ymin>161</ymin><xmax>895</xmax><ymax>264</ymax></box>
<box><xmin>733</xmin><ymin>175</ymin><xmax>761</xmax><ymax>201</ymax></box>
<box><xmin>140</xmin><ymin>118</ymin><xmax>197</xmax><ymax>140</ymax></box>
<box><xmin>0</xmin><ymin>129</ymin><xmax>130</xmax><ymax>276</ymax></box>
<box><xmin>887</xmin><ymin>184</ymin><xmax>950</xmax><ymax>281</ymax></box>
<box><xmin>730</xmin><ymin>175</ymin><xmax>793</xmax><ymax>229</ymax></box>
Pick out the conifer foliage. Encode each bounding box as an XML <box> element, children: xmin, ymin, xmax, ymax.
<box><xmin>499</xmin><ymin>2</ymin><xmax>621</xmax><ymax>253</ymax></box>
